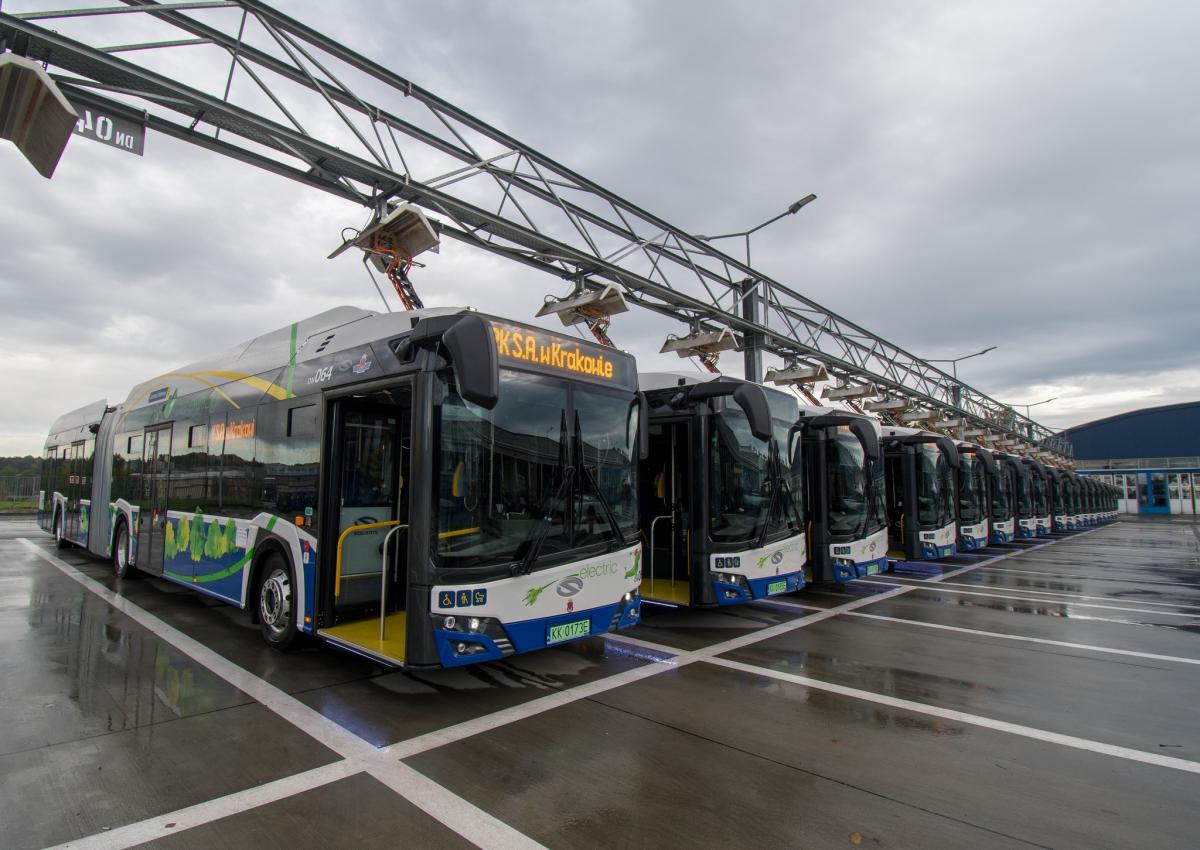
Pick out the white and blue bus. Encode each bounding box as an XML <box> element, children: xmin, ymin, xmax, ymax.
<box><xmin>637</xmin><ymin>373</ymin><xmax>806</xmax><ymax>606</ymax></box>
<box><xmin>955</xmin><ymin>442</ymin><xmax>996</xmax><ymax>551</ymax></box>
<box><xmin>796</xmin><ymin>407</ymin><xmax>889</xmax><ymax>582</ymax></box>
<box><xmin>40</xmin><ymin>306</ymin><xmax>643</xmax><ymax>668</ymax></box>
<box><xmin>989</xmin><ymin>451</ymin><xmax>1018</xmax><ymax>544</ymax></box>
<box><xmin>882</xmin><ymin>426</ymin><xmax>960</xmax><ymax>562</ymax></box>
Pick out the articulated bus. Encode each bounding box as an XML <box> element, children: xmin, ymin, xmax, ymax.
<box><xmin>882</xmin><ymin>426</ymin><xmax>960</xmax><ymax>562</ymax></box>
<box><xmin>637</xmin><ymin>373</ymin><xmax>805</xmax><ymax>606</ymax></box>
<box><xmin>40</xmin><ymin>306</ymin><xmax>644</xmax><ymax>668</ymax></box>
<box><xmin>796</xmin><ymin>407</ymin><xmax>888</xmax><ymax>582</ymax></box>
<box><xmin>1022</xmin><ymin>458</ymin><xmax>1052</xmax><ymax>537</ymax></box>
<box><xmin>955</xmin><ymin>442</ymin><xmax>996</xmax><ymax>551</ymax></box>
<box><xmin>989</xmin><ymin>451</ymin><xmax>1017</xmax><ymax>544</ymax></box>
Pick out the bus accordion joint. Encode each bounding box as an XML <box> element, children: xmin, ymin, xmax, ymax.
<box><xmin>335</xmin><ymin>520</ymin><xmax>405</xmax><ymax>597</ymax></box>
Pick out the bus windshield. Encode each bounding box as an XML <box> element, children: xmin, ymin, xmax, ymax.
<box><xmin>991</xmin><ymin>468</ymin><xmax>1011</xmax><ymax>519</ymax></box>
<box><xmin>709</xmin><ymin>408</ymin><xmax>776</xmax><ymax>544</ymax></box>
<box><xmin>827</xmin><ymin>430</ymin><xmax>868</xmax><ymax>535</ymax></box>
<box><xmin>958</xmin><ymin>454</ymin><xmax>986</xmax><ymax>524</ymax></box>
<box><xmin>435</xmin><ymin>369</ymin><xmax>637</xmax><ymax>570</ymax></box>
<box><xmin>917</xmin><ymin>444</ymin><xmax>952</xmax><ymax>528</ymax></box>
<box><xmin>1032</xmin><ymin>473</ymin><xmax>1047</xmax><ymax>515</ymax></box>
<box><xmin>1052</xmin><ymin>479</ymin><xmax>1065</xmax><ymax>513</ymax></box>
<box><xmin>1016</xmin><ymin>470</ymin><xmax>1033</xmax><ymax>517</ymax></box>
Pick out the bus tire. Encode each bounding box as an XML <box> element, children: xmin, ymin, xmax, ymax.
<box><xmin>54</xmin><ymin>510</ymin><xmax>67</xmax><ymax>550</ymax></box>
<box><xmin>112</xmin><ymin>519</ymin><xmax>138</xmax><ymax>580</ymax></box>
<box><xmin>257</xmin><ymin>551</ymin><xmax>298</xmax><ymax>650</ymax></box>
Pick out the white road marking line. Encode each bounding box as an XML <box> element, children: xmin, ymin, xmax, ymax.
<box><xmin>384</xmin><ymin>585</ymin><xmax>914</xmax><ymax>760</ymax></box>
<box><xmin>870</xmin><ymin>575</ymin><xmax>1200</xmax><ymax>614</ymax></box>
<box><xmin>705</xmin><ymin>656</ymin><xmax>1200</xmax><ymax>775</ymax></box>
<box><xmin>44</xmin><ymin>761</ymin><xmax>360</xmax><ymax>850</ymax></box>
<box><xmin>844</xmin><ymin>611</ymin><xmax>1200</xmax><ymax>666</ymax></box>
<box><xmin>16</xmin><ymin>539</ymin><xmax>544</xmax><ymax>850</ymax></box>
<box><xmin>978</xmin><ymin>565</ymin><xmax>1200</xmax><ymax>588</ymax></box>
<box><xmin>751</xmin><ymin>597</ymin><xmax>827</xmax><ymax>612</ymax></box>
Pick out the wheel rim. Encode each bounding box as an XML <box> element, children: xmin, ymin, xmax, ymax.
<box><xmin>115</xmin><ymin>528</ymin><xmax>128</xmax><ymax>573</ymax></box>
<box><xmin>260</xmin><ymin>568</ymin><xmax>292</xmax><ymax>637</ymax></box>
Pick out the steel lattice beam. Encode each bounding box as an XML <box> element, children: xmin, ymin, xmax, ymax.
<box><xmin>0</xmin><ymin>0</ymin><xmax>1071</xmax><ymax>456</ymax></box>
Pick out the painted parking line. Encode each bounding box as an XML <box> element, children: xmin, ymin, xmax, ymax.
<box><xmin>863</xmin><ymin>576</ymin><xmax>1200</xmax><ymax>615</ymax></box>
<box><xmin>16</xmin><ymin>539</ymin><xmax>543</xmax><ymax>850</ymax></box>
<box><xmin>14</xmin><ymin>526</ymin><xmax>1084</xmax><ymax>847</ymax></box>
<box><xmin>844</xmin><ymin>611</ymin><xmax>1200</xmax><ymax>666</ymax></box>
<box><xmin>44</xmin><ymin>761</ymin><xmax>361</xmax><ymax>850</ymax></box>
<box><xmin>705</xmin><ymin>656</ymin><xmax>1200</xmax><ymax>776</ymax></box>
<box><xmin>976</xmin><ymin>565</ymin><xmax>1200</xmax><ymax>588</ymax></box>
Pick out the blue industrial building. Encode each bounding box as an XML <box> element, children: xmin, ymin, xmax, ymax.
<box><xmin>1059</xmin><ymin>401</ymin><xmax>1200</xmax><ymax>515</ymax></box>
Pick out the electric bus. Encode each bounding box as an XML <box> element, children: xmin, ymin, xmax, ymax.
<box><xmin>955</xmin><ymin>442</ymin><xmax>995</xmax><ymax>550</ymax></box>
<box><xmin>1010</xmin><ymin>456</ymin><xmax>1039</xmax><ymax>539</ymax></box>
<box><xmin>40</xmin><ymin>306</ymin><xmax>644</xmax><ymax>668</ymax></box>
<box><xmin>795</xmin><ymin>407</ymin><xmax>888</xmax><ymax>582</ymax></box>
<box><xmin>1047</xmin><ymin>468</ymin><xmax>1071</xmax><ymax>532</ymax></box>
<box><xmin>637</xmin><ymin>373</ymin><xmax>805</xmax><ymax>606</ymax></box>
<box><xmin>882</xmin><ymin>426</ymin><xmax>960</xmax><ymax>562</ymax></box>
<box><xmin>989</xmin><ymin>451</ymin><xmax>1017</xmax><ymax>544</ymax></box>
<box><xmin>1023</xmin><ymin>458</ymin><xmax>1052</xmax><ymax>536</ymax></box>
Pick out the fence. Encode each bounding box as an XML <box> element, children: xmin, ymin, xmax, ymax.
<box><xmin>0</xmin><ymin>476</ymin><xmax>40</xmax><ymax>501</ymax></box>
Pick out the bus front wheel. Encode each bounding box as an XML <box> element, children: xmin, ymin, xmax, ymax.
<box><xmin>257</xmin><ymin>552</ymin><xmax>298</xmax><ymax>650</ymax></box>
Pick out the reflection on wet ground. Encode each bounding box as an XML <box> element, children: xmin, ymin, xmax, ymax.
<box><xmin>2</xmin><ymin>516</ymin><xmax>1199</xmax><ymax>849</ymax></box>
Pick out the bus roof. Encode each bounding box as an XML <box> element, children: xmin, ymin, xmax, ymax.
<box><xmin>45</xmin><ymin>398</ymin><xmax>109</xmax><ymax>442</ymax></box>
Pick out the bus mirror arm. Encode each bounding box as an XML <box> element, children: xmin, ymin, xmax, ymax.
<box><xmin>410</xmin><ymin>314</ymin><xmax>499</xmax><ymax>409</ymax></box>
<box><xmin>638</xmin><ymin>392</ymin><xmax>649</xmax><ymax>460</ymax></box>
<box><xmin>685</xmin><ymin>380</ymin><xmax>771</xmax><ymax>441</ymax></box>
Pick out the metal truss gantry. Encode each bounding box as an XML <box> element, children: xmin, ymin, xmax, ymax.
<box><xmin>0</xmin><ymin>0</ymin><xmax>1071</xmax><ymax>457</ymax></box>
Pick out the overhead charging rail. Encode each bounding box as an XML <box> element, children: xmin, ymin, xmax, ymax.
<box><xmin>0</xmin><ymin>0</ymin><xmax>1070</xmax><ymax>460</ymax></box>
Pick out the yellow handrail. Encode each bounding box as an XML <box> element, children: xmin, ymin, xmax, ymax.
<box><xmin>335</xmin><ymin>520</ymin><xmax>403</xmax><ymax>597</ymax></box>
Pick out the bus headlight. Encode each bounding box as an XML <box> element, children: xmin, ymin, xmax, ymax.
<box><xmin>444</xmin><ymin>615</ymin><xmax>457</xmax><ymax>630</ymax></box>
<box><xmin>468</xmin><ymin>617</ymin><xmax>481</xmax><ymax>632</ymax></box>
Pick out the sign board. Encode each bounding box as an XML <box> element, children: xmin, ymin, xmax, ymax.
<box><xmin>72</xmin><ymin>105</ymin><xmax>145</xmax><ymax>156</ymax></box>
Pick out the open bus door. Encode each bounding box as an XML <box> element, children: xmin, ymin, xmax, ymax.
<box><xmin>640</xmin><ymin>418</ymin><xmax>693</xmax><ymax>605</ymax></box>
<box><xmin>318</xmin><ymin>383</ymin><xmax>414</xmax><ymax>664</ymax></box>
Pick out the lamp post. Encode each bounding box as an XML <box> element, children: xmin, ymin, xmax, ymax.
<box><xmin>1008</xmin><ymin>397</ymin><xmax>1058</xmax><ymax>440</ymax></box>
<box><xmin>926</xmin><ymin>345</ymin><xmax>996</xmax><ymax>409</ymax></box>
<box><xmin>695</xmin><ymin>194</ymin><xmax>818</xmax><ymax>268</ymax></box>
<box><xmin>695</xmin><ymin>194</ymin><xmax>817</xmax><ymax>381</ymax></box>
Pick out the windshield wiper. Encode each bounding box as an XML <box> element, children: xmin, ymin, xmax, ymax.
<box><xmin>756</xmin><ymin>439</ymin><xmax>801</xmax><ymax>550</ymax></box>
<box><xmin>515</xmin><ymin>413</ymin><xmax>573</xmax><ymax>576</ymax></box>
<box><xmin>574</xmin><ymin>413</ymin><xmax>628</xmax><ymax>547</ymax></box>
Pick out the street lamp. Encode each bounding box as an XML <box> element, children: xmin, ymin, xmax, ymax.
<box><xmin>1010</xmin><ymin>397</ymin><xmax>1058</xmax><ymax>419</ymax></box>
<box><xmin>1007</xmin><ymin>396</ymin><xmax>1058</xmax><ymax>441</ymax></box>
<box><xmin>926</xmin><ymin>345</ymin><xmax>996</xmax><ymax>413</ymax></box>
<box><xmin>926</xmin><ymin>346</ymin><xmax>997</xmax><ymax>382</ymax></box>
<box><xmin>695</xmin><ymin>194</ymin><xmax>817</xmax><ymax>267</ymax></box>
<box><xmin>695</xmin><ymin>194</ymin><xmax>817</xmax><ymax>383</ymax></box>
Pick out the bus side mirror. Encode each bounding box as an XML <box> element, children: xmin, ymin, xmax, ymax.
<box><xmin>935</xmin><ymin>435</ymin><xmax>960</xmax><ymax>468</ymax></box>
<box><xmin>730</xmin><ymin>384</ymin><xmax>771</xmax><ymax>442</ymax></box>
<box><xmin>850</xmin><ymin>419</ymin><xmax>880</xmax><ymax>460</ymax></box>
<box><xmin>442</xmin><ymin>314</ymin><xmax>499</xmax><ymax>409</ymax></box>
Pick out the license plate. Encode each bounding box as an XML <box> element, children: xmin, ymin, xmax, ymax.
<box><xmin>767</xmin><ymin>579</ymin><xmax>788</xmax><ymax>595</ymax></box>
<box><xmin>547</xmin><ymin>618</ymin><xmax>590</xmax><ymax>644</ymax></box>
<box><xmin>866</xmin><ymin>563</ymin><xmax>880</xmax><ymax>575</ymax></box>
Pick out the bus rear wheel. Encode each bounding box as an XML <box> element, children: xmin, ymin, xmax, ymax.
<box><xmin>112</xmin><ymin>521</ymin><xmax>137</xmax><ymax>579</ymax></box>
<box><xmin>257</xmin><ymin>552</ymin><xmax>298</xmax><ymax>650</ymax></box>
<box><xmin>53</xmin><ymin>511</ymin><xmax>67</xmax><ymax>550</ymax></box>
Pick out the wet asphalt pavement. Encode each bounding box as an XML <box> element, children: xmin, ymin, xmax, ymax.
<box><xmin>2</xmin><ymin>515</ymin><xmax>1197</xmax><ymax>849</ymax></box>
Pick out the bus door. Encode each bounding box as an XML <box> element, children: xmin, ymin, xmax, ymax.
<box><xmin>136</xmin><ymin>425</ymin><xmax>172</xmax><ymax>575</ymax></box>
<box><xmin>65</xmin><ymin>441</ymin><xmax>86</xmax><ymax>541</ymax></box>
<box><xmin>640</xmin><ymin>419</ymin><xmax>692</xmax><ymax>605</ymax></box>
<box><xmin>320</xmin><ymin>385</ymin><xmax>412</xmax><ymax>664</ymax></box>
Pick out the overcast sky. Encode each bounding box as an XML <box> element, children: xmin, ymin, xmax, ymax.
<box><xmin>2</xmin><ymin>0</ymin><xmax>1197</xmax><ymax>456</ymax></box>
